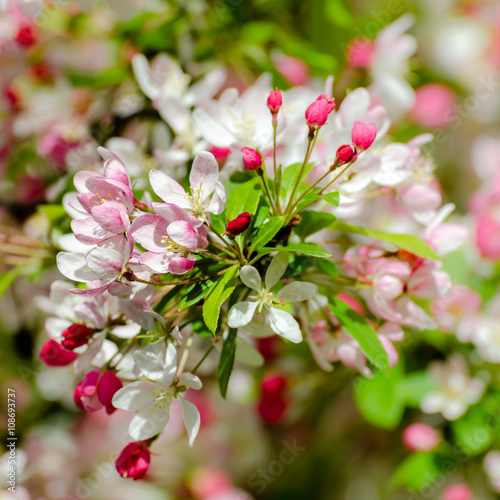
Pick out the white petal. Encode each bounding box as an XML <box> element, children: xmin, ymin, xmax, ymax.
<box><xmin>133</xmin><ymin>350</ymin><xmax>166</xmax><ymax>381</ymax></box>
<box><xmin>227</xmin><ymin>301</ymin><xmax>259</xmax><ymax>328</ymax></box>
<box><xmin>56</xmin><ymin>252</ymin><xmax>98</xmax><ymax>282</ymax></box>
<box><xmin>240</xmin><ymin>266</ymin><xmax>262</xmax><ymax>292</ymax></box>
<box><xmin>192</xmin><ymin>108</ymin><xmax>235</xmax><ymax>147</ymax></box>
<box><xmin>265</xmin><ymin>252</ymin><xmax>289</xmax><ymax>290</ymax></box>
<box><xmin>112</xmin><ymin>381</ymin><xmax>158</xmax><ymax>411</ymax></box>
<box><xmin>276</xmin><ymin>282</ymin><xmax>318</xmax><ymax>302</ymax></box>
<box><xmin>129</xmin><ymin>404</ymin><xmax>170</xmax><ymax>440</ymax></box>
<box><xmin>268</xmin><ymin>308</ymin><xmax>302</xmax><ymax>343</ymax></box>
<box><xmin>180</xmin><ymin>397</ymin><xmax>201</xmax><ymax>447</ymax></box>
<box><xmin>189</xmin><ymin>151</ymin><xmax>219</xmax><ymax>198</ymax></box>
<box><xmin>178</xmin><ymin>372</ymin><xmax>202</xmax><ymax>390</ymax></box>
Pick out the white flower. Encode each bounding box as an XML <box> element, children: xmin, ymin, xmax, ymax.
<box><xmin>421</xmin><ymin>354</ymin><xmax>485</xmax><ymax>420</ymax></box>
<box><xmin>227</xmin><ymin>253</ymin><xmax>318</xmax><ymax>343</ymax></box>
<box><xmin>112</xmin><ymin>339</ymin><xmax>201</xmax><ymax>444</ymax></box>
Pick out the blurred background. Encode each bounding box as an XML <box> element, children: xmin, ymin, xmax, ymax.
<box><xmin>2</xmin><ymin>0</ymin><xmax>500</xmax><ymax>499</ymax></box>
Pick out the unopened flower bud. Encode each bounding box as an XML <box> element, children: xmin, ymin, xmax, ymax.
<box><xmin>40</xmin><ymin>339</ymin><xmax>77</xmax><ymax>367</ymax></box>
<box><xmin>241</xmin><ymin>147</ymin><xmax>262</xmax><ymax>170</ymax></box>
<box><xmin>305</xmin><ymin>94</ymin><xmax>335</xmax><ymax>129</ymax></box>
<box><xmin>402</xmin><ymin>423</ymin><xmax>440</xmax><ymax>452</ymax></box>
<box><xmin>351</xmin><ymin>122</ymin><xmax>377</xmax><ymax>150</ymax></box>
<box><xmin>116</xmin><ymin>442</ymin><xmax>151</xmax><ymax>480</ymax></box>
<box><xmin>335</xmin><ymin>144</ymin><xmax>357</xmax><ymax>167</ymax></box>
<box><xmin>61</xmin><ymin>323</ymin><xmax>95</xmax><ymax>350</ymax></box>
<box><xmin>15</xmin><ymin>24</ymin><xmax>36</xmax><ymax>48</ymax></box>
<box><xmin>267</xmin><ymin>89</ymin><xmax>282</xmax><ymax>115</ymax></box>
<box><xmin>225</xmin><ymin>212</ymin><xmax>252</xmax><ymax>237</ymax></box>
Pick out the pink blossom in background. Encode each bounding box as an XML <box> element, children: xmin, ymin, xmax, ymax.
<box><xmin>442</xmin><ymin>484</ymin><xmax>472</xmax><ymax>500</ymax></box>
<box><xmin>411</xmin><ymin>84</ymin><xmax>456</xmax><ymax>129</ymax></box>
<box><xmin>402</xmin><ymin>423</ymin><xmax>440</xmax><ymax>451</ymax></box>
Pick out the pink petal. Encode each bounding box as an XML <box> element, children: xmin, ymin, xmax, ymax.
<box><xmin>140</xmin><ymin>251</ymin><xmax>173</xmax><ymax>274</ymax></box>
<box><xmin>71</xmin><ymin>217</ymin><xmax>114</xmax><ymax>245</ymax></box>
<box><xmin>131</xmin><ymin>214</ymin><xmax>170</xmax><ymax>252</ymax></box>
<box><xmin>189</xmin><ymin>151</ymin><xmax>219</xmax><ymax>198</ymax></box>
<box><xmin>167</xmin><ymin>220</ymin><xmax>198</xmax><ymax>252</ymax></box>
<box><xmin>92</xmin><ymin>201</ymin><xmax>130</xmax><ymax>233</ymax></box>
<box><xmin>169</xmin><ymin>255</ymin><xmax>196</xmax><ymax>275</ymax></box>
<box><xmin>97</xmin><ymin>371</ymin><xmax>123</xmax><ymax>414</ymax></box>
<box><xmin>149</xmin><ymin>169</ymin><xmax>189</xmax><ymax>208</ymax></box>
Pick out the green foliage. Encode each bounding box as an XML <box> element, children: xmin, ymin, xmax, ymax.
<box><xmin>294</xmin><ymin>211</ymin><xmax>337</xmax><ymax>241</ymax></box>
<box><xmin>258</xmin><ymin>242</ymin><xmax>331</xmax><ymax>259</ymax></box>
<box><xmin>328</xmin><ymin>297</ymin><xmax>390</xmax><ymax>373</ymax></box>
<box><xmin>202</xmin><ymin>267</ymin><xmax>240</xmax><ymax>333</ymax></box>
<box><xmin>248</xmin><ymin>216</ymin><xmax>284</xmax><ymax>253</ymax></box>
<box><xmin>218</xmin><ymin>328</ymin><xmax>237</xmax><ymax>399</ymax></box>
<box><xmin>332</xmin><ymin>222</ymin><xmax>440</xmax><ymax>260</ymax></box>
<box><xmin>354</xmin><ymin>361</ymin><xmax>405</xmax><ymax>429</ymax></box>
<box><xmin>225</xmin><ymin>178</ymin><xmax>261</xmax><ymax>220</ymax></box>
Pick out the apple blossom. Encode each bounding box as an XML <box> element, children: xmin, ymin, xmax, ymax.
<box><xmin>228</xmin><ymin>253</ymin><xmax>318</xmax><ymax>343</ymax></box>
<box><xmin>115</xmin><ymin>441</ymin><xmax>151</xmax><ymax>480</ymax></box>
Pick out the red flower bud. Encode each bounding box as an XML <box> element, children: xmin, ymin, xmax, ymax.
<box><xmin>116</xmin><ymin>442</ymin><xmax>151</xmax><ymax>480</ymax></box>
<box><xmin>225</xmin><ymin>212</ymin><xmax>252</xmax><ymax>236</ymax></box>
<box><xmin>15</xmin><ymin>24</ymin><xmax>36</xmax><ymax>48</ymax></box>
<box><xmin>241</xmin><ymin>147</ymin><xmax>262</xmax><ymax>170</ymax></box>
<box><xmin>258</xmin><ymin>373</ymin><xmax>288</xmax><ymax>423</ymax></box>
<box><xmin>40</xmin><ymin>339</ymin><xmax>77</xmax><ymax>367</ymax></box>
<box><xmin>351</xmin><ymin>122</ymin><xmax>377</xmax><ymax>150</ymax></box>
<box><xmin>74</xmin><ymin>370</ymin><xmax>123</xmax><ymax>414</ymax></box>
<box><xmin>335</xmin><ymin>144</ymin><xmax>357</xmax><ymax>166</ymax></box>
<box><xmin>267</xmin><ymin>89</ymin><xmax>282</xmax><ymax>114</ymax></box>
<box><xmin>61</xmin><ymin>323</ymin><xmax>95</xmax><ymax>350</ymax></box>
<box><xmin>305</xmin><ymin>94</ymin><xmax>335</xmax><ymax>129</ymax></box>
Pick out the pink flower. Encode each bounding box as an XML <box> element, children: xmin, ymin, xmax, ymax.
<box><xmin>38</xmin><ymin>133</ymin><xmax>79</xmax><ymax>168</ymax></box>
<box><xmin>257</xmin><ymin>373</ymin><xmax>288</xmax><ymax>423</ymax></box>
<box><xmin>305</xmin><ymin>94</ymin><xmax>335</xmax><ymax>129</ymax></box>
<box><xmin>411</xmin><ymin>84</ymin><xmax>455</xmax><ymax>129</ymax></box>
<box><xmin>40</xmin><ymin>339</ymin><xmax>77</xmax><ymax>367</ymax></box>
<box><xmin>346</xmin><ymin>38</ymin><xmax>375</xmax><ymax>68</ymax></box>
<box><xmin>15</xmin><ymin>23</ymin><xmax>36</xmax><ymax>47</ymax></box>
<box><xmin>273</xmin><ymin>53</ymin><xmax>309</xmax><ymax>85</ymax></box>
<box><xmin>74</xmin><ymin>370</ymin><xmax>123</xmax><ymax>414</ymax></box>
<box><xmin>149</xmin><ymin>151</ymin><xmax>226</xmax><ymax>220</ymax></box>
<box><xmin>225</xmin><ymin>212</ymin><xmax>252</xmax><ymax>236</ymax></box>
<box><xmin>241</xmin><ymin>147</ymin><xmax>263</xmax><ymax>170</ymax></box>
<box><xmin>402</xmin><ymin>423</ymin><xmax>440</xmax><ymax>451</ymax></box>
<box><xmin>190</xmin><ymin>467</ymin><xmax>233</xmax><ymax>500</ymax></box>
<box><xmin>131</xmin><ymin>209</ymin><xmax>199</xmax><ymax>275</ymax></box>
<box><xmin>351</xmin><ymin>122</ymin><xmax>377</xmax><ymax>150</ymax></box>
<box><xmin>335</xmin><ymin>144</ymin><xmax>357</xmax><ymax>166</ymax></box>
<box><xmin>116</xmin><ymin>442</ymin><xmax>151</xmax><ymax>480</ymax></box>
<box><xmin>442</xmin><ymin>484</ymin><xmax>472</xmax><ymax>500</ymax></box>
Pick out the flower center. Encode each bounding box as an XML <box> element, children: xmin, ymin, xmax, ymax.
<box><xmin>152</xmin><ymin>387</ymin><xmax>175</xmax><ymax>412</ymax></box>
<box><xmin>161</xmin><ymin>235</ymin><xmax>189</xmax><ymax>254</ymax></box>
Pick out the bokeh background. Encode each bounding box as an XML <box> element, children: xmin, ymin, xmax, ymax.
<box><xmin>2</xmin><ymin>0</ymin><xmax>500</xmax><ymax>499</ymax></box>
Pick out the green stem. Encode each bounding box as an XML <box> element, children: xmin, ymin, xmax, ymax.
<box><xmin>256</xmin><ymin>170</ymin><xmax>277</xmax><ymax>215</ymax></box>
<box><xmin>132</xmin><ymin>268</ymin><xmax>230</xmax><ymax>287</ymax></box>
<box><xmin>318</xmin><ymin>162</ymin><xmax>353</xmax><ymax>196</ymax></box>
<box><xmin>284</xmin><ymin>130</ymin><xmax>318</xmax><ymax>215</ymax></box>
<box><xmin>191</xmin><ymin>337</ymin><xmax>221</xmax><ymax>375</ymax></box>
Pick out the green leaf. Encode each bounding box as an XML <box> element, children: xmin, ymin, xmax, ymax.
<box><xmin>331</xmin><ymin>222</ymin><xmax>439</xmax><ymax>260</ymax></box>
<box><xmin>249</xmin><ymin>216</ymin><xmax>284</xmax><ymax>253</ymax></box>
<box><xmin>225</xmin><ymin>178</ymin><xmax>261</xmax><ymax>220</ymax></box>
<box><xmin>202</xmin><ymin>266</ymin><xmax>239</xmax><ymax>333</ymax></box>
<box><xmin>397</xmin><ymin>371</ymin><xmax>438</xmax><ymax>408</ymax></box>
<box><xmin>295</xmin><ymin>211</ymin><xmax>337</xmax><ymax>241</ymax></box>
<box><xmin>281</xmin><ymin>162</ymin><xmax>314</xmax><ymax>205</ymax></box>
<box><xmin>178</xmin><ymin>280</ymin><xmax>215</xmax><ymax>311</ymax></box>
<box><xmin>257</xmin><ymin>243</ymin><xmax>331</xmax><ymax>259</ymax></box>
<box><xmin>218</xmin><ymin>328</ymin><xmax>237</xmax><ymax>398</ymax></box>
<box><xmin>390</xmin><ymin>453</ymin><xmax>442</xmax><ymax>491</ymax></box>
<box><xmin>0</xmin><ymin>267</ymin><xmax>24</xmax><ymax>300</ymax></box>
<box><xmin>354</xmin><ymin>361</ymin><xmax>404</xmax><ymax>429</ymax></box>
<box><xmin>320</xmin><ymin>191</ymin><xmax>340</xmax><ymax>208</ymax></box>
<box><xmin>153</xmin><ymin>286</ymin><xmax>181</xmax><ymax>313</ymax></box>
<box><xmin>317</xmin><ymin>259</ymin><xmax>338</xmax><ymax>277</ymax></box>
<box><xmin>328</xmin><ymin>297</ymin><xmax>390</xmax><ymax>373</ymax></box>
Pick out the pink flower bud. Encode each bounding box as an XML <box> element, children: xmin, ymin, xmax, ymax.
<box><xmin>258</xmin><ymin>373</ymin><xmax>288</xmax><ymax>423</ymax></box>
<box><xmin>40</xmin><ymin>339</ymin><xmax>77</xmax><ymax>367</ymax></box>
<box><xmin>225</xmin><ymin>212</ymin><xmax>252</xmax><ymax>236</ymax></box>
<box><xmin>97</xmin><ymin>371</ymin><xmax>123</xmax><ymax>414</ymax></box>
<box><xmin>241</xmin><ymin>147</ymin><xmax>262</xmax><ymax>170</ymax></box>
<box><xmin>208</xmin><ymin>146</ymin><xmax>231</xmax><ymax>165</ymax></box>
<box><xmin>267</xmin><ymin>89</ymin><xmax>282</xmax><ymax>114</ymax></box>
<box><xmin>402</xmin><ymin>423</ymin><xmax>440</xmax><ymax>452</ymax></box>
<box><xmin>346</xmin><ymin>38</ymin><xmax>375</xmax><ymax>68</ymax></box>
<box><xmin>351</xmin><ymin>122</ymin><xmax>377</xmax><ymax>150</ymax></box>
<box><xmin>305</xmin><ymin>94</ymin><xmax>336</xmax><ymax>129</ymax></box>
<box><xmin>61</xmin><ymin>323</ymin><xmax>95</xmax><ymax>350</ymax></box>
<box><xmin>116</xmin><ymin>442</ymin><xmax>151</xmax><ymax>480</ymax></box>
<box><xmin>442</xmin><ymin>484</ymin><xmax>472</xmax><ymax>500</ymax></box>
<box><xmin>335</xmin><ymin>144</ymin><xmax>357</xmax><ymax>166</ymax></box>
